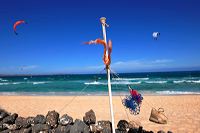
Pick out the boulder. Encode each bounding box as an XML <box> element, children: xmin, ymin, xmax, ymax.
<box><xmin>97</xmin><ymin>120</ymin><xmax>112</xmax><ymax>133</ymax></box>
<box><xmin>83</xmin><ymin>109</ymin><xmax>96</xmax><ymax>125</ymax></box>
<box><xmin>59</xmin><ymin>114</ymin><xmax>73</xmax><ymax>126</ymax></box>
<box><xmin>18</xmin><ymin>127</ymin><xmax>32</xmax><ymax>133</ymax></box>
<box><xmin>3</xmin><ymin>123</ymin><xmax>18</xmax><ymax>130</ymax></box>
<box><xmin>15</xmin><ymin>117</ymin><xmax>32</xmax><ymax>128</ymax></box>
<box><xmin>89</xmin><ymin>124</ymin><xmax>104</xmax><ymax>132</ymax></box>
<box><xmin>34</xmin><ymin>115</ymin><xmax>46</xmax><ymax>124</ymax></box>
<box><xmin>26</xmin><ymin>117</ymin><xmax>35</xmax><ymax>126</ymax></box>
<box><xmin>0</xmin><ymin>122</ymin><xmax>7</xmax><ymax>131</ymax></box>
<box><xmin>167</xmin><ymin>131</ymin><xmax>173</xmax><ymax>133</ymax></box>
<box><xmin>53</xmin><ymin>125</ymin><xmax>72</xmax><ymax>133</ymax></box>
<box><xmin>101</xmin><ymin>128</ymin><xmax>112</xmax><ymax>133</ymax></box>
<box><xmin>3</xmin><ymin>113</ymin><xmax>18</xmax><ymax>124</ymax></box>
<box><xmin>1</xmin><ymin>129</ymin><xmax>11</xmax><ymax>133</ymax></box>
<box><xmin>46</xmin><ymin>110</ymin><xmax>59</xmax><ymax>128</ymax></box>
<box><xmin>117</xmin><ymin>120</ymin><xmax>129</xmax><ymax>131</ymax></box>
<box><xmin>70</xmin><ymin>119</ymin><xmax>89</xmax><ymax>133</ymax></box>
<box><xmin>116</xmin><ymin>129</ymin><xmax>127</xmax><ymax>133</ymax></box>
<box><xmin>138</xmin><ymin>126</ymin><xmax>143</xmax><ymax>133</ymax></box>
<box><xmin>32</xmin><ymin>124</ymin><xmax>50</xmax><ymax>133</ymax></box>
<box><xmin>128</xmin><ymin>128</ymin><xmax>138</xmax><ymax>133</ymax></box>
<box><xmin>0</xmin><ymin>108</ymin><xmax>9</xmax><ymax>121</ymax></box>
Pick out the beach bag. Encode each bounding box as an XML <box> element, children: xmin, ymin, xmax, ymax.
<box><xmin>149</xmin><ymin>108</ymin><xmax>168</xmax><ymax>124</ymax></box>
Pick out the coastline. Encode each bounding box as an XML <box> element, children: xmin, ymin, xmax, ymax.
<box><xmin>0</xmin><ymin>95</ymin><xmax>200</xmax><ymax>132</ymax></box>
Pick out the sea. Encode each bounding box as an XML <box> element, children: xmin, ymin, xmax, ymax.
<box><xmin>0</xmin><ymin>71</ymin><xmax>200</xmax><ymax>96</ymax></box>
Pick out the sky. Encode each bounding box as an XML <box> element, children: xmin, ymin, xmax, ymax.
<box><xmin>0</xmin><ymin>0</ymin><xmax>200</xmax><ymax>74</ymax></box>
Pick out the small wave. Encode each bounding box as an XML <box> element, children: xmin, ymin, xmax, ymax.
<box><xmin>173</xmin><ymin>80</ymin><xmax>186</xmax><ymax>83</ymax></box>
<box><xmin>24</xmin><ymin>78</ymin><xmax>28</xmax><ymax>80</ymax></box>
<box><xmin>0</xmin><ymin>78</ymin><xmax>8</xmax><ymax>82</ymax></box>
<box><xmin>0</xmin><ymin>83</ymin><xmax>9</xmax><ymax>85</ymax></box>
<box><xmin>84</xmin><ymin>81</ymin><xmax>104</xmax><ymax>85</ymax></box>
<box><xmin>145</xmin><ymin>81</ymin><xmax>167</xmax><ymax>84</ymax></box>
<box><xmin>84</xmin><ymin>81</ymin><xmax>141</xmax><ymax>85</ymax></box>
<box><xmin>112</xmin><ymin>78</ymin><xmax>149</xmax><ymax>81</ymax></box>
<box><xmin>156</xmin><ymin>91</ymin><xmax>200</xmax><ymax>95</ymax></box>
<box><xmin>32</xmin><ymin>82</ymin><xmax>49</xmax><ymax>85</ymax></box>
<box><xmin>0</xmin><ymin>82</ymin><xmax>21</xmax><ymax>85</ymax></box>
<box><xmin>186</xmin><ymin>80</ymin><xmax>200</xmax><ymax>83</ymax></box>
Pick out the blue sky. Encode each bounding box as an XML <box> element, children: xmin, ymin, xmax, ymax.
<box><xmin>0</xmin><ymin>0</ymin><xmax>200</xmax><ymax>74</ymax></box>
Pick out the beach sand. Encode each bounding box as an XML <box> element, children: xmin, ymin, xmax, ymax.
<box><xmin>0</xmin><ymin>95</ymin><xmax>200</xmax><ymax>132</ymax></box>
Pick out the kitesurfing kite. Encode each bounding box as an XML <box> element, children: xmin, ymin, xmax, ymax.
<box><xmin>122</xmin><ymin>85</ymin><xmax>143</xmax><ymax>115</ymax></box>
<box><xmin>85</xmin><ymin>39</ymin><xmax>112</xmax><ymax>66</ymax></box>
<box><xmin>152</xmin><ymin>32</ymin><xmax>160</xmax><ymax>40</ymax></box>
<box><xmin>13</xmin><ymin>20</ymin><xmax>26</xmax><ymax>35</ymax></box>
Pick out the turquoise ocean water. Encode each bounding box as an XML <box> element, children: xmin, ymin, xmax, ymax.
<box><xmin>0</xmin><ymin>71</ymin><xmax>200</xmax><ymax>95</ymax></box>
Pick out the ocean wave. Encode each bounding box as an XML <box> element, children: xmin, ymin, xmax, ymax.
<box><xmin>32</xmin><ymin>82</ymin><xmax>49</xmax><ymax>85</ymax></box>
<box><xmin>0</xmin><ymin>83</ymin><xmax>9</xmax><ymax>85</ymax></box>
<box><xmin>112</xmin><ymin>78</ymin><xmax>149</xmax><ymax>81</ymax></box>
<box><xmin>84</xmin><ymin>81</ymin><xmax>141</xmax><ymax>85</ymax></box>
<box><xmin>156</xmin><ymin>91</ymin><xmax>200</xmax><ymax>95</ymax></box>
<box><xmin>0</xmin><ymin>82</ymin><xmax>21</xmax><ymax>85</ymax></box>
<box><xmin>145</xmin><ymin>81</ymin><xmax>167</xmax><ymax>84</ymax></box>
<box><xmin>84</xmin><ymin>81</ymin><xmax>104</xmax><ymax>85</ymax></box>
<box><xmin>173</xmin><ymin>80</ymin><xmax>186</xmax><ymax>83</ymax></box>
<box><xmin>173</xmin><ymin>80</ymin><xmax>200</xmax><ymax>84</ymax></box>
<box><xmin>186</xmin><ymin>80</ymin><xmax>200</xmax><ymax>83</ymax></box>
<box><xmin>0</xmin><ymin>78</ymin><xmax>8</xmax><ymax>82</ymax></box>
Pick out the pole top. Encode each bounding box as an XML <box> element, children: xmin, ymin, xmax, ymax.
<box><xmin>100</xmin><ymin>17</ymin><xmax>109</xmax><ymax>27</ymax></box>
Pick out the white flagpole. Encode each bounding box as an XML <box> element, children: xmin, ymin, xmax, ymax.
<box><xmin>100</xmin><ymin>17</ymin><xmax>115</xmax><ymax>133</ymax></box>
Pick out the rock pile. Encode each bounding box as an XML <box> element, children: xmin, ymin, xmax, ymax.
<box><xmin>0</xmin><ymin>108</ymin><xmax>172</xmax><ymax>133</ymax></box>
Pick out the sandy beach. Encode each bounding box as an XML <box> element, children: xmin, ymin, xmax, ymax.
<box><xmin>0</xmin><ymin>95</ymin><xmax>200</xmax><ymax>132</ymax></box>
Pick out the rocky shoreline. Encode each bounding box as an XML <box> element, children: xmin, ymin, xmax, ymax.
<box><xmin>0</xmin><ymin>108</ymin><xmax>172</xmax><ymax>133</ymax></box>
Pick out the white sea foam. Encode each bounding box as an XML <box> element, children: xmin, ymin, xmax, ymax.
<box><xmin>84</xmin><ymin>81</ymin><xmax>103</xmax><ymax>85</ymax></box>
<box><xmin>112</xmin><ymin>78</ymin><xmax>149</xmax><ymax>81</ymax></box>
<box><xmin>0</xmin><ymin>78</ymin><xmax>8</xmax><ymax>82</ymax></box>
<box><xmin>145</xmin><ymin>81</ymin><xmax>167</xmax><ymax>84</ymax></box>
<box><xmin>32</xmin><ymin>82</ymin><xmax>48</xmax><ymax>85</ymax></box>
<box><xmin>156</xmin><ymin>91</ymin><xmax>200</xmax><ymax>95</ymax></box>
<box><xmin>173</xmin><ymin>80</ymin><xmax>186</xmax><ymax>83</ymax></box>
<box><xmin>84</xmin><ymin>81</ymin><xmax>141</xmax><ymax>85</ymax></box>
<box><xmin>186</xmin><ymin>80</ymin><xmax>200</xmax><ymax>83</ymax></box>
<box><xmin>0</xmin><ymin>83</ymin><xmax>9</xmax><ymax>85</ymax></box>
<box><xmin>0</xmin><ymin>82</ymin><xmax>21</xmax><ymax>85</ymax></box>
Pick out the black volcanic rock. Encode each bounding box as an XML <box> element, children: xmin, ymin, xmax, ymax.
<box><xmin>0</xmin><ymin>122</ymin><xmax>7</xmax><ymax>131</ymax></box>
<box><xmin>53</xmin><ymin>125</ymin><xmax>72</xmax><ymax>133</ymax></box>
<box><xmin>3</xmin><ymin>123</ymin><xmax>18</xmax><ymax>130</ymax></box>
<box><xmin>83</xmin><ymin>109</ymin><xmax>96</xmax><ymax>125</ymax></box>
<box><xmin>32</xmin><ymin>124</ymin><xmax>50</xmax><ymax>133</ymax></box>
<box><xmin>3</xmin><ymin>113</ymin><xmax>18</xmax><ymax>124</ymax></box>
<box><xmin>1</xmin><ymin>129</ymin><xmax>11</xmax><ymax>133</ymax></box>
<box><xmin>117</xmin><ymin>120</ymin><xmax>129</xmax><ymax>131</ymax></box>
<box><xmin>15</xmin><ymin>117</ymin><xmax>31</xmax><ymax>128</ymax></box>
<box><xmin>97</xmin><ymin>120</ymin><xmax>112</xmax><ymax>133</ymax></box>
<box><xmin>70</xmin><ymin>119</ymin><xmax>89</xmax><ymax>133</ymax></box>
<box><xmin>19</xmin><ymin>127</ymin><xmax>32</xmax><ymax>133</ymax></box>
<box><xmin>26</xmin><ymin>117</ymin><xmax>35</xmax><ymax>126</ymax></box>
<box><xmin>59</xmin><ymin>114</ymin><xmax>73</xmax><ymax>126</ymax></box>
<box><xmin>116</xmin><ymin>129</ymin><xmax>127</xmax><ymax>133</ymax></box>
<box><xmin>0</xmin><ymin>108</ymin><xmax>9</xmax><ymax>121</ymax></box>
<box><xmin>46</xmin><ymin>110</ymin><xmax>59</xmax><ymax>128</ymax></box>
<box><xmin>34</xmin><ymin>115</ymin><xmax>46</xmax><ymax>124</ymax></box>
